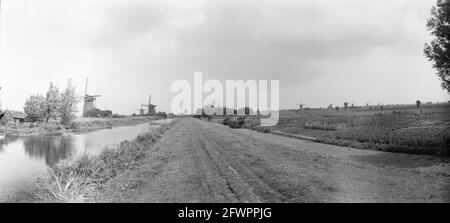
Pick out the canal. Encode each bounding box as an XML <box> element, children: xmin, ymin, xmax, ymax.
<box><xmin>0</xmin><ymin>122</ymin><xmax>159</xmax><ymax>198</ymax></box>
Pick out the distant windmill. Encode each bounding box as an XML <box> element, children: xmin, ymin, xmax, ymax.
<box><xmin>140</xmin><ymin>95</ymin><xmax>149</xmax><ymax>114</ymax></box>
<box><xmin>141</xmin><ymin>94</ymin><xmax>156</xmax><ymax>116</ymax></box>
<box><xmin>297</xmin><ymin>103</ymin><xmax>306</xmax><ymax>110</ymax></box>
<box><xmin>344</xmin><ymin>98</ymin><xmax>349</xmax><ymax>109</ymax></box>
<box><xmin>297</xmin><ymin>100</ymin><xmax>306</xmax><ymax>110</ymax></box>
<box><xmin>135</xmin><ymin>106</ymin><xmax>145</xmax><ymax>116</ymax></box>
<box><xmin>82</xmin><ymin>78</ymin><xmax>101</xmax><ymax>117</ymax></box>
<box><xmin>328</xmin><ymin>103</ymin><xmax>334</xmax><ymax>109</ymax></box>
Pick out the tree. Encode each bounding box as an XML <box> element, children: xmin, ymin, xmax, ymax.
<box><xmin>157</xmin><ymin>111</ymin><xmax>168</xmax><ymax>118</ymax></box>
<box><xmin>424</xmin><ymin>0</ymin><xmax>450</xmax><ymax>93</ymax></box>
<box><xmin>44</xmin><ymin>82</ymin><xmax>61</xmax><ymax>123</ymax></box>
<box><xmin>58</xmin><ymin>79</ymin><xmax>80</xmax><ymax>125</ymax></box>
<box><xmin>23</xmin><ymin>80</ymin><xmax>80</xmax><ymax>124</ymax></box>
<box><xmin>24</xmin><ymin>94</ymin><xmax>46</xmax><ymax>122</ymax></box>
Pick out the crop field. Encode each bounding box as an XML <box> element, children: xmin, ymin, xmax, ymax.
<box><xmin>210</xmin><ymin>103</ymin><xmax>450</xmax><ymax>156</ymax></box>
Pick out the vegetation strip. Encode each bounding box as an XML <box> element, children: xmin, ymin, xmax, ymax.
<box><xmin>33</xmin><ymin>120</ymin><xmax>177</xmax><ymax>203</ymax></box>
<box><xmin>270</xmin><ymin>130</ymin><xmax>317</xmax><ymax>142</ymax></box>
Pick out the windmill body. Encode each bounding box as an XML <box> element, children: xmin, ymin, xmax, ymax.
<box><xmin>83</xmin><ymin>95</ymin><xmax>100</xmax><ymax>116</ymax></box>
<box><xmin>142</xmin><ymin>94</ymin><xmax>156</xmax><ymax>116</ymax></box>
<box><xmin>147</xmin><ymin>104</ymin><xmax>156</xmax><ymax>116</ymax></box>
<box><xmin>82</xmin><ymin>78</ymin><xmax>101</xmax><ymax>117</ymax></box>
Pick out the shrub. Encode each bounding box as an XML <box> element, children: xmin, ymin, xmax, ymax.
<box><xmin>304</xmin><ymin>121</ymin><xmax>346</xmax><ymax>131</ymax></box>
<box><xmin>112</xmin><ymin>114</ymin><xmax>126</xmax><ymax>118</ymax></box>
<box><xmin>225</xmin><ymin>117</ymin><xmax>245</xmax><ymax>128</ymax></box>
<box><xmin>156</xmin><ymin>112</ymin><xmax>167</xmax><ymax>119</ymax></box>
<box><xmin>39</xmin><ymin>154</ymin><xmax>102</xmax><ymax>202</ymax></box>
<box><xmin>222</xmin><ymin>117</ymin><xmax>231</xmax><ymax>125</ymax></box>
<box><xmin>251</xmin><ymin>125</ymin><xmax>271</xmax><ymax>133</ymax></box>
<box><xmin>42</xmin><ymin>122</ymin><xmax>64</xmax><ymax>132</ymax></box>
<box><xmin>0</xmin><ymin>113</ymin><xmax>14</xmax><ymax>126</ymax></box>
<box><xmin>24</xmin><ymin>95</ymin><xmax>46</xmax><ymax>122</ymax></box>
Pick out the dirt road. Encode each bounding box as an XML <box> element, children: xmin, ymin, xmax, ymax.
<box><xmin>100</xmin><ymin>118</ymin><xmax>450</xmax><ymax>203</ymax></box>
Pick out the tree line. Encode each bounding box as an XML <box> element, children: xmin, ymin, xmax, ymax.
<box><xmin>24</xmin><ymin>80</ymin><xmax>80</xmax><ymax>125</ymax></box>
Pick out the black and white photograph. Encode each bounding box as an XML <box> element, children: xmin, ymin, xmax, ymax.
<box><xmin>0</xmin><ymin>0</ymin><xmax>449</xmax><ymax>209</ymax></box>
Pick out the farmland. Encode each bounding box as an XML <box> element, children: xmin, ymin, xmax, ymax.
<box><xmin>210</xmin><ymin>103</ymin><xmax>450</xmax><ymax>156</ymax></box>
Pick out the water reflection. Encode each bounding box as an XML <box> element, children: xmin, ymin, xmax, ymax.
<box><xmin>22</xmin><ymin>136</ymin><xmax>75</xmax><ymax>166</ymax></box>
<box><xmin>0</xmin><ymin>137</ymin><xmax>19</xmax><ymax>153</ymax></box>
<box><xmin>0</xmin><ymin>123</ymin><xmax>153</xmax><ymax>193</ymax></box>
<box><xmin>0</xmin><ymin>136</ymin><xmax>75</xmax><ymax>167</ymax></box>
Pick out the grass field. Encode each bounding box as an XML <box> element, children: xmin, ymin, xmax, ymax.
<box><xmin>210</xmin><ymin>103</ymin><xmax>450</xmax><ymax>156</ymax></box>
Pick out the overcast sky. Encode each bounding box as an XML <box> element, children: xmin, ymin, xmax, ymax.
<box><xmin>0</xmin><ymin>0</ymin><xmax>448</xmax><ymax>115</ymax></box>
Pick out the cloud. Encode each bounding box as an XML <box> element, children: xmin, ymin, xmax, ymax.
<box><xmin>0</xmin><ymin>0</ymin><xmax>446</xmax><ymax>114</ymax></box>
<box><xmin>132</xmin><ymin>0</ymin><xmax>430</xmax><ymax>84</ymax></box>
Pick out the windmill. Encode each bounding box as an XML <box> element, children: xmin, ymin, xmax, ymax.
<box><xmin>141</xmin><ymin>94</ymin><xmax>156</xmax><ymax>116</ymax></box>
<box><xmin>82</xmin><ymin>78</ymin><xmax>101</xmax><ymax>117</ymax></box>
<box><xmin>135</xmin><ymin>106</ymin><xmax>145</xmax><ymax>116</ymax></box>
<box><xmin>328</xmin><ymin>103</ymin><xmax>334</xmax><ymax>109</ymax></box>
<box><xmin>343</xmin><ymin>98</ymin><xmax>349</xmax><ymax>109</ymax></box>
<box><xmin>297</xmin><ymin>100</ymin><xmax>306</xmax><ymax>110</ymax></box>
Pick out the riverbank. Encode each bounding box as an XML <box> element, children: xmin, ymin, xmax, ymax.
<box><xmin>0</xmin><ymin>116</ymin><xmax>161</xmax><ymax>137</ymax></box>
<box><xmin>7</xmin><ymin>118</ymin><xmax>177</xmax><ymax>203</ymax></box>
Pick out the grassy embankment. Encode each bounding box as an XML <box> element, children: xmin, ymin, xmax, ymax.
<box><xmin>207</xmin><ymin>103</ymin><xmax>450</xmax><ymax>156</ymax></box>
<box><xmin>0</xmin><ymin>116</ymin><xmax>160</xmax><ymax>136</ymax></box>
<box><xmin>30</xmin><ymin>119</ymin><xmax>177</xmax><ymax>202</ymax></box>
